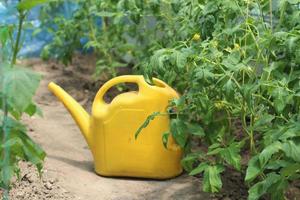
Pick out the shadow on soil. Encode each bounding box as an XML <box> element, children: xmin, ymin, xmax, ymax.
<box><xmin>48</xmin><ymin>153</ymin><xmax>211</xmax><ymax>199</ymax></box>
<box><xmin>48</xmin><ymin>154</ymin><xmax>94</xmax><ymax>172</ymax></box>
<box><xmin>142</xmin><ymin>176</ymin><xmax>210</xmax><ymax>200</ymax></box>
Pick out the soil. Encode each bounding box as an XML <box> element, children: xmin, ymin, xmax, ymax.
<box><xmin>2</xmin><ymin>56</ymin><xmax>299</xmax><ymax>200</ymax></box>
<box><xmin>8</xmin><ymin>162</ymin><xmax>77</xmax><ymax>200</ymax></box>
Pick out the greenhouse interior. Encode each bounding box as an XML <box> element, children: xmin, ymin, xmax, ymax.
<box><xmin>0</xmin><ymin>0</ymin><xmax>300</xmax><ymax>200</ymax></box>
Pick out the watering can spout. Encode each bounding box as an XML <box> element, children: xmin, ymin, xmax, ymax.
<box><xmin>48</xmin><ymin>82</ymin><xmax>92</xmax><ymax>149</ymax></box>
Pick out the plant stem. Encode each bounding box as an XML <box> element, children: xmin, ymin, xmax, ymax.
<box><xmin>249</xmin><ymin>114</ymin><xmax>256</xmax><ymax>154</ymax></box>
<box><xmin>256</xmin><ymin>0</ymin><xmax>267</xmax><ymax>30</ymax></box>
<box><xmin>11</xmin><ymin>11</ymin><xmax>25</xmax><ymax>66</ymax></box>
<box><xmin>245</xmin><ymin>0</ymin><xmax>249</xmax><ymax>57</ymax></box>
<box><xmin>279</xmin><ymin>1</ymin><xmax>287</xmax><ymax>25</ymax></box>
<box><xmin>269</xmin><ymin>0</ymin><xmax>273</xmax><ymax>32</ymax></box>
<box><xmin>2</xmin><ymin>94</ymin><xmax>10</xmax><ymax>200</ymax></box>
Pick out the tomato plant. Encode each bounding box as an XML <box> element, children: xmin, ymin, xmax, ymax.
<box><xmin>137</xmin><ymin>0</ymin><xmax>300</xmax><ymax>199</ymax></box>
<box><xmin>0</xmin><ymin>1</ymin><xmax>49</xmax><ymax>199</ymax></box>
<box><xmin>40</xmin><ymin>0</ymin><xmax>128</xmax><ymax>78</ymax></box>
<box><xmin>40</xmin><ymin>0</ymin><xmax>183</xmax><ymax>79</ymax></box>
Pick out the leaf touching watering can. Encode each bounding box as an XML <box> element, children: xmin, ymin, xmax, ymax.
<box><xmin>48</xmin><ymin>75</ymin><xmax>182</xmax><ymax>179</ymax></box>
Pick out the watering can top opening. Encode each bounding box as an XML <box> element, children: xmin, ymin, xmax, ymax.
<box><xmin>91</xmin><ymin>75</ymin><xmax>176</xmax><ymax>112</ymax></box>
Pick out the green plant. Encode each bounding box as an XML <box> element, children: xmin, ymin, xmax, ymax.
<box><xmin>40</xmin><ymin>0</ymin><xmax>183</xmax><ymax>79</ymax></box>
<box><xmin>39</xmin><ymin>1</ymin><xmax>87</xmax><ymax>65</ymax></box>
<box><xmin>39</xmin><ymin>0</ymin><xmax>300</xmax><ymax>199</ymax></box>
<box><xmin>40</xmin><ymin>0</ymin><xmax>128</xmax><ymax>78</ymax></box>
<box><xmin>0</xmin><ymin>1</ymin><xmax>49</xmax><ymax>199</ymax></box>
<box><xmin>135</xmin><ymin>0</ymin><xmax>300</xmax><ymax>199</ymax></box>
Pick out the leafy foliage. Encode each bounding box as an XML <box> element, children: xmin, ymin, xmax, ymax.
<box><xmin>0</xmin><ymin>65</ymin><xmax>46</xmax><ymax>196</ymax></box>
<box><xmin>40</xmin><ymin>0</ymin><xmax>300</xmax><ymax>199</ymax></box>
<box><xmin>0</xmin><ymin>1</ymin><xmax>48</xmax><ymax>199</ymax></box>
<box><xmin>133</xmin><ymin>0</ymin><xmax>300</xmax><ymax>199</ymax></box>
<box><xmin>40</xmin><ymin>0</ymin><xmax>131</xmax><ymax>77</ymax></box>
<box><xmin>17</xmin><ymin>0</ymin><xmax>51</xmax><ymax>11</ymax></box>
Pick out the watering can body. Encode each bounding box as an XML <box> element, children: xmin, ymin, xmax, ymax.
<box><xmin>48</xmin><ymin>75</ymin><xmax>182</xmax><ymax>179</ymax></box>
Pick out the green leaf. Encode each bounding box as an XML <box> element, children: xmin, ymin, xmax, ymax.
<box><xmin>282</xmin><ymin>139</ymin><xmax>300</xmax><ymax>162</ymax></box>
<box><xmin>171</xmin><ymin>50</ymin><xmax>187</xmax><ymax>69</ymax></box>
<box><xmin>2</xmin><ymin>66</ymin><xmax>41</xmax><ymax>113</ymax></box>
<box><xmin>220</xmin><ymin>142</ymin><xmax>242</xmax><ymax>170</ymax></box>
<box><xmin>272</xmin><ymin>88</ymin><xmax>289</xmax><ymax>113</ymax></box>
<box><xmin>195</xmin><ymin>68</ymin><xmax>215</xmax><ymax>80</ymax></box>
<box><xmin>203</xmin><ymin>165</ymin><xmax>224</xmax><ymax>193</ymax></box>
<box><xmin>274</xmin><ymin>98</ymin><xmax>286</xmax><ymax>113</ymax></box>
<box><xmin>281</xmin><ymin>163</ymin><xmax>300</xmax><ymax>177</ymax></box>
<box><xmin>287</xmin><ymin>0</ymin><xmax>300</xmax><ymax>4</ymax></box>
<box><xmin>208</xmin><ymin>143</ymin><xmax>221</xmax><ymax>150</ymax></box>
<box><xmin>259</xmin><ymin>141</ymin><xmax>282</xmax><ymax>167</ymax></box>
<box><xmin>162</xmin><ymin>132</ymin><xmax>169</xmax><ymax>149</ymax></box>
<box><xmin>265</xmin><ymin>160</ymin><xmax>291</xmax><ymax>170</ymax></box>
<box><xmin>17</xmin><ymin>0</ymin><xmax>52</xmax><ymax>11</ymax></box>
<box><xmin>245</xmin><ymin>155</ymin><xmax>261</xmax><ymax>182</ymax></box>
<box><xmin>253</xmin><ymin>114</ymin><xmax>275</xmax><ymax>131</ymax></box>
<box><xmin>222</xmin><ymin>52</ymin><xmax>240</xmax><ymax>70</ymax></box>
<box><xmin>95</xmin><ymin>11</ymin><xmax>118</xmax><ymax>17</ymax></box>
<box><xmin>181</xmin><ymin>152</ymin><xmax>204</xmax><ymax>172</ymax></box>
<box><xmin>223</xmin><ymin>79</ymin><xmax>234</xmax><ymax>99</ymax></box>
<box><xmin>248</xmin><ymin>173</ymin><xmax>282</xmax><ymax>200</ymax></box>
<box><xmin>0</xmin><ymin>27</ymin><xmax>9</xmax><ymax>46</ymax></box>
<box><xmin>189</xmin><ymin>162</ymin><xmax>208</xmax><ymax>176</ymax></box>
<box><xmin>268</xmin><ymin>178</ymin><xmax>288</xmax><ymax>200</ymax></box>
<box><xmin>0</xmin><ymin>115</ymin><xmax>27</xmax><ymax>132</ymax></box>
<box><xmin>287</xmin><ymin>36</ymin><xmax>299</xmax><ymax>53</ymax></box>
<box><xmin>111</xmin><ymin>61</ymin><xmax>127</xmax><ymax>68</ymax></box>
<box><xmin>0</xmin><ymin>162</ymin><xmax>15</xmax><ymax>188</ymax></box>
<box><xmin>19</xmin><ymin>132</ymin><xmax>46</xmax><ymax>171</ymax></box>
<box><xmin>170</xmin><ymin>119</ymin><xmax>188</xmax><ymax>148</ymax></box>
<box><xmin>279</xmin><ymin>124</ymin><xmax>300</xmax><ymax>141</ymax></box>
<box><xmin>186</xmin><ymin>122</ymin><xmax>205</xmax><ymax>137</ymax></box>
<box><xmin>135</xmin><ymin>112</ymin><xmax>160</xmax><ymax>139</ymax></box>
<box><xmin>0</xmin><ymin>117</ymin><xmax>46</xmax><ymax>173</ymax></box>
<box><xmin>207</xmin><ymin>146</ymin><xmax>223</xmax><ymax>156</ymax></box>
<box><xmin>24</xmin><ymin>103</ymin><xmax>42</xmax><ymax>117</ymax></box>
<box><xmin>240</xmin><ymin>84</ymin><xmax>257</xmax><ymax>109</ymax></box>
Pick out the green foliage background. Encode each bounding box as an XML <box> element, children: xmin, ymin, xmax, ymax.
<box><xmin>40</xmin><ymin>0</ymin><xmax>300</xmax><ymax>199</ymax></box>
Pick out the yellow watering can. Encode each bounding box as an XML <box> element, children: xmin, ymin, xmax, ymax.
<box><xmin>48</xmin><ymin>75</ymin><xmax>182</xmax><ymax>179</ymax></box>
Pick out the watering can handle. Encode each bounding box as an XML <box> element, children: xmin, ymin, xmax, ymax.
<box><xmin>94</xmin><ymin>75</ymin><xmax>146</xmax><ymax>105</ymax></box>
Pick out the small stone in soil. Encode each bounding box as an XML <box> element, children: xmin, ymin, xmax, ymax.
<box><xmin>46</xmin><ymin>193</ymin><xmax>53</xmax><ymax>198</ymax></box>
<box><xmin>51</xmin><ymin>64</ymin><xmax>58</xmax><ymax>70</ymax></box>
<box><xmin>16</xmin><ymin>191</ymin><xmax>25</xmax><ymax>198</ymax></box>
<box><xmin>35</xmin><ymin>190</ymin><xmax>41</xmax><ymax>195</ymax></box>
<box><xmin>45</xmin><ymin>182</ymin><xmax>53</xmax><ymax>190</ymax></box>
<box><xmin>23</xmin><ymin>173</ymin><xmax>34</xmax><ymax>183</ymax></box>
<box><xmin>48</xmin><ymin>179</ymin><xmax>54</xmax><ymax>184</ymax></box>
<box><xmin>43</xmin><ymin>190</ymin><xmax>49</xmax><ymax>194</ymax></box>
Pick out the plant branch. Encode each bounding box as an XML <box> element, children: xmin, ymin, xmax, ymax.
<box><xmin>2</xmin><ymin>94</ymin><xmax>10</xmax><ymax>200</ymax></box>
<box><xmin>11</xmin><ymin>11</ymin><xmax>26</xmax><ymax>66</ymax></box>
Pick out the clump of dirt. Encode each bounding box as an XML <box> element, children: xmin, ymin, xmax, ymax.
<box><xmin>214</xmin><ymin>169</ymin><xmax>248</xmax><ymax>200</ymax></box>
<box><xmin>6</xmin><ymin>162</ymin><xmax>77</xmax><ymax>200</ymax></box>
<box><xmin>287</xmin><ymin>183</ymin><xmax>300</xmax><ymax>200</ymax></box>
